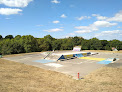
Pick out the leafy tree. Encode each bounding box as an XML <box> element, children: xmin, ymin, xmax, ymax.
<box><xmin>101</xmin><ymin>40</ymin><xmax>109</xmax><ymax>50</ymax></box>
<box><xmin>0</xmin><ymin>35</ymin><xmax>3</xmax><ymax>39</ymax></box>
<box><xmin>15</xmin><ymin>35</ymin><xmax>21</xmax><ymax>40</ymax></box>
<box><xmin>89</xmin><ymin>38</ymin><xmax>102</xmax><ymax>50</ymax></box>
<box><xmin>36</xmin><ymin>38</ymin><xmax>44</xmax><ymax>51</ymax></box>
<box><xmin>39</xmin><ymin>41</ymin><xmax>50</xmax><ymax>51</ymax></box>
<box><xmin>0</xmin><ymin>41</ymin><xmax>2</xmax><ymax>54</ymax></box>
<box><xmin>60</xmin><ymin>38</ymin><xmax>73</xmax><ymax>50</ymax></box>
<box><xmin>0</xmin><ymin>34</ymin><xmax>121</xmax><ymax>55</ymax></box>
<box><xmin>72</xmin><ymin>36</ymin><xmax>84</xmax><ymax>46</ymax></box>
<box><xmin>109</xmin><ymin>39</ymin><xmax>122</xmax><ymax>50</ymax></box>
<box><xmin>81</xmin><ymin>40</ymin><xmax>90</xmax><ymax>50</ymax></box>
<box><xmin>1</xmin><ymin>39</ymin><xmax>13</xmax><ymax>54</ymax></box>
<box><xmin>20</xmin><ymin>35</ymin><xmax>38</xmax><ymax>53</ymax></box>
<box><xmin>105</xmin><ymin>45</ymin><xmax>111</xmax><ymax>51</ymax></box>
<box><xmin>44</xmin><ymin>35</ymin><xmax>55</xmax><ymax>41</ymax></box>
<box><xmin>5</xmin><ymin>35</ymin><xmax>14</xmax><ymax>39</ymax></box>
<box><xmin>52</xmin><ymin>39</ymin><xmax>61</xmax><ymax>50</ymax></box>
<box><xmin>12</xmin><ymin>38</ymin><xmax>23</xmax><ymax>54</ymax></box>
<box><xmin>43</xmin><ymin>35</ymin><xmax>54</xmax><ymax>50</ymax></box>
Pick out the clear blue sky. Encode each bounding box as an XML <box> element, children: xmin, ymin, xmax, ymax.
<box><xmin>0</xmin><ymin>0</ymin><xmax>122</xmax><ymax>40</ymax></box>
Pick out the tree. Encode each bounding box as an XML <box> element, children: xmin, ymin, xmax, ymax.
<box><xmin>39</xmin><ymin>41</ymin><xmax>50</xmax><ymax>51</ymax></box>
<box><xmin>15</xmin><ymin>35</ymin><xmax>21</xmax><ymax>40</ymax></box>
<box><xmin>60</xmin><ymin>38</ymin><xmax>73</xmax><ymax>50</ymax></box>
<box><xmin>101</xmin><ymin>40</ymin><xmax>109</xmax><ymax>50</ymax></box>
<box><xmin>89</xmin><ymin>38</ymin><xmax>102</xmax><ymax>50</ymax></box>
<box><xmin>0</xmin><ymin>41</ymin><xmax>2</xmax><ymax>54</ymax></box>
<box><xmin>20</xmin><ymin>35</ymin><xmax>38</xmax><ymax>53</ymax></box>
<box><xmin>0</xmin><ymin>35</ymin><xmax>3</xmax><ymax>39</ymax></box>
<box><xmin>43</xmin><ymin>35</ymin><xmax>54</xmax><ymax>51</ymax></box>
<box><xmin>5</xmin><ymin>35</ymin><xmax>14</xmax><ymax>39</ymax></box>
<box><xmin>0</xmin><ymin>34</ymin><xmax>121</xmax><ymax>55</ymax></box>
<box><xmin>44</xmin><ymin>35</ymin><xmax>54</xmax><ymax>41</ymax></box>
<box><xmin>105</xmin><ymin>45</ymin><xmax>111</xmax><ymax>51</ymax></box>
<box><xmin>36</xmin><ymin>38</ymin><xmax>44</xmax><ymax>51</ymax></box>
<box><xmin>81</xmin><ymin>40</ymin><xmax>90</xmax><ymax>50</ymax></box>
<box><xmin>109</xmin><ymin>39</ymin><xmax>122</xmax><ymax>50</ymax></box>
<box><xmin>52</xmin><ymin>39</ymin><xmax>61</xmax><ymax>50</ymax></box>
<box><xmin>1</xmin><ymin>39</ymin><xmax>13</xmax><ymax>54</ymax></box>
<box><xmin>72</xmin><ymin>36</ymin><xmax>84</xmax><ymax>46</ymax></box>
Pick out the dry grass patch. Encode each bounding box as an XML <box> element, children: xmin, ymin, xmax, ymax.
<box><xmin>83</xmin><ymin>67</ymin><xmax>122</xmax><ymax>92</ymax></box>
<box><xmin>2</xmin><ymin>52</ymin><xmax>42</xmax><ymax>58</ymax></box>
<box><xmin>0</xmin><ymin>59</ymin><xmax>122</xmax><ymax>92</ymax></box>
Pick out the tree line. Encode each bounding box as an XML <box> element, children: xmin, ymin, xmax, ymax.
<box><xmin>0</xmin><ymin>35</ymin><xmax>122</xmax><ymax>55</ymax></box>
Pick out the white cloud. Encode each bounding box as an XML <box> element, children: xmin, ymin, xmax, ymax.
<box><xmin>74</xmin><ymin>25</ymin><xmax>98</xmax><ymax>34</ymax></box>
<box><xmin>92</xmin><ymin>11</ymin><xmax>122</xmax><ymax>22</ymax></box>
<box><xmin>0</xmin><ymin>8</ymin><xmax>22</xmax><ymax>15</ymax></box>
<box><xmin>95</xmin><ymin>30</ymin><xmax>121</xmax><ymax>36</ymax></box>
<box><xmin>95</xmin><ymin>30</ymin><xmax>122</xmax><ymax>40</ymax></box>
<box><xmin>61</xmin><ymin>14</ymin><xmax>67</xmax><ymax>18</ymax></box>
<box><xmin>107</xmin><ymin>11</ymin><xmax>122</xmax><ymax>22</ymax></box>
<box><xmin>0</xmin><ymin>0</ymin><xmax>33</xmax><ymax>7</ymax></box>
<box><xmin>75</xmin><ymin>24</ymin><xmax>98</xmax><ymax>34</ymax></box>
<box><xmin>52</xmin><ymin>20</ymin><xmax>60</xmax><ymax>24</ymax></box>
<box><xmin>75</xmin><ymin>30</ymin><xmax>92</xmax><ymax>33</ymax></box>
<box><xmin>51</xmin><ymin>0</ymin><xmax>60</xmax><ymax>4</ymax></box>
<box><xmin>92</xmin><ymin>14</ymin><xmax>107</xmax><ymax>20</ymax></box>
<box><xmin>74</xmin><ymin>21</ymin><xmax>117</xmax><ymax>34</ymax></box>
<box><xmin>93</xmin><ymin>21</ymin><xmax>117</xmax><ymax>27</ymax></box>
<box><xmin>44</xmin><ymin>28</ymin><xmax>63</xmax><ymax>32</ymax></box>
<box><xmin>77</xmin><ymin>16</ymin><xmax>91</xmax><ymax>20</ymax></box>
<box><xmin>75</xmin><ymin>25</ymin><xmax>98</xmax><ymax>31</ymax></box>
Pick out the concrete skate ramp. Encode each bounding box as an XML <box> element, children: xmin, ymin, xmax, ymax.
<box><xmin>57</xmin><ymin>52</ymin><xmax>91</xmax><ymax>61</ymax></box>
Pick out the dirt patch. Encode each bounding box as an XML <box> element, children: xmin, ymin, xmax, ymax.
<box><xmin>0</xmin><ymin>59</ymin><xmax>122</xmax><ymax>92</ymax></box>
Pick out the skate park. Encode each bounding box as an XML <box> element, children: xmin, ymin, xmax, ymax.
<box><xmin>3</xmin><ymin>49</ymin><xmax>122</xmax><ymax>79</ymax></box>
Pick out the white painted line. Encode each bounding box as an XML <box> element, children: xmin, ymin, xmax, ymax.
<box><xmin>45</xmin><ymin>63</ymin><xmax>63</xmax><ymax>68</ymax></box>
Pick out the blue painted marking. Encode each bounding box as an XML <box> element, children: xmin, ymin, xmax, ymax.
<box><xmin>58</xmin><ymin>55</ymin><xmax>65</xmax><ymax>60</ymax></box>
<box><xmin>87</xmin><ymin>52</ymin><xmax>91</xmax><ymax>55</ymax></box>
<box><xmin>97</xmin><ymin>60</ymin><xmax>112</xmax><ymax>64</ymax></box>
<box><xmin>75</xmin><ymin>54</ymin><xmax>83</xmax><ymax>57</ymax></box>
<box><xmin>33</xmin><ymin>59</ymin><xmax>55</xmax><ymax>63</ymax></box>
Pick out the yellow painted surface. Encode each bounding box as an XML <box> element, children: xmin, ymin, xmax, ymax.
<box><xmin>82</xmin><ymin>53</ymin><xmax>87</xmax><ymax>56</ymax></box>
<box><xmin>79</xmin><ymin>57</ymin><xmax>106</xmax><ymax>61</ymax></box>
<box><xmin>64</xmin><ymin>55</ymin><xmax>73</xmax><ymax>58</ymax></box>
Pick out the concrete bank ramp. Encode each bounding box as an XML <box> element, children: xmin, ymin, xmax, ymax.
<box><xmin>44</xmin><ymin>53</ymin><xmax>61</xmax><ymax>61</ymax></box>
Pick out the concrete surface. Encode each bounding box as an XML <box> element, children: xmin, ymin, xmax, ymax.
<box><xmin>3</xmin><ymin>51</ymin><xmax>122</xmax><ymax>79</ymax></box>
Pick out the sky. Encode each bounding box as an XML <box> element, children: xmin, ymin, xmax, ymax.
<box><xmin>0</xmin><ymin>0</ymin><xmax>122</xmax><ymax>40</ymax></box>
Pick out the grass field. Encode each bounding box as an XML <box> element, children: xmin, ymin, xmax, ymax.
<box><xmin>0</xmin><ymin>58</ymin><xmax>122</xmax><ymax>92</ymax></box>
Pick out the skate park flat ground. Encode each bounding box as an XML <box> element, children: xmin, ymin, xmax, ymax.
<box><xmin>3</xmin><ymin>51</ymin><xmax>122</xmax><ymax>79</ymax></box>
